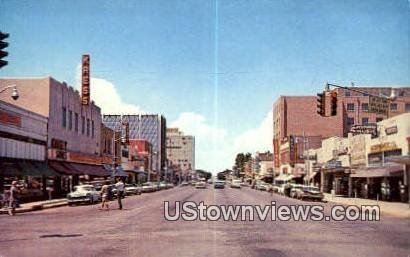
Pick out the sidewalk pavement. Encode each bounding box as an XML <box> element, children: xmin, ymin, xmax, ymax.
<box><xmin>324</xmin><ymin>193</ymin><xmax>410</xmax><ymax>219</ymax></box>
<box><xmin>0</xmin><ymin>198</ymin><xmax>67</xmax><ymax>215</ymax></box>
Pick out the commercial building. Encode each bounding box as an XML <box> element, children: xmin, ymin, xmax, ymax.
<box><xmin>253</xmin><ymin>152</ymin><xmax>274</xmax><ymax>182</ymax></box>
<box><xmin>103</xmin><ymin>114</ymin><xmax>166</xmax><ymax>181</ymax></box>
<box><xmin>166</xmin><ymin>128</ymin><xmax>195</xmax><ymax>181</ymax></box>
<box><xmin>273</xmin><ymin>96</ymin><xmax>344</xmax><ymax>176</ymax></box>
<box><xmin>0</xmin><ymin>77</ymin><xmax>110</xmax><ymax>196</ymax></box>
<box><xmin>0</xmin><ymin>100</ymin><xmax>58</xmax><ymax>201</ymax></box>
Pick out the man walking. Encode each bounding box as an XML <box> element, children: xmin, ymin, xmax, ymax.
<box><xmin>115</xmin><ymin>178</ymin><xmax>125</xmax><ymax>210</ymax></box>
<box><xmin>8</xmin><ymin>181</ymin><xmax>19</xmax><ymax>216</ymax></box>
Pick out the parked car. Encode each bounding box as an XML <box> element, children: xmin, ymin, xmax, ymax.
<box><xmin>166</xmin><ymin>183</ymin><xmax>174</xmax><ymax>189</ymax></box>
<box><xmin>159</xmin><ymin>182</ymin><xmax>168</xmax><ymax>190</ymax></box>
<box><xmin>231</xmin><ymin>179</ymin><xmax>242</xmax><ymax>189</ymax></box>
<box><xmin>67</xmin><ymin>185</ymin><xmax>100</xmax><ymax>205</ymax></box>
<box><xmin>195</xmin><ymin>181</ymin><xmax>207</xmax><ymax>189</ymax></box>
<box><xmin>141</xmin><ymin>182</ymin><xmax>157</xmax><ymax>193</ymax></box>
<box><xmin>297</xmin><ymin>186</ymin><xmax>324</xmax><ymax>201</ymax></box>
<box><xmin>207</xmin><ymin>179</ymin><xmax>213</xmax><ymax>184</ymax></box>
<box><xmin>180</xmin><ymin>181</ymin><xmax>189</xmax><ymax>186</ymax></box>
<box><xmin>255</xmin><ymin>181</ymin><xmax>269</xmax><ymax>191</ymax></box>
<box><xmin>240</xmin><ymin>182</ymin><xmax>250</xmax><ymax>187</ymax></box>
<box><xmin>124</xmin><ymin>184</ymin><xmax>141</xmax><ymax>195</ymax></box>
<box><xmin>214</xmin><ymin>180</ymin><xmax>225</xmax><ymax>189</ymax></box>
<box><xmin>289</xmin><ymin>184</ymin><xmax>306</xmax><ymax>198</ymax></box>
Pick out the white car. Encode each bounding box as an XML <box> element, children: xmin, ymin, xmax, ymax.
<box><xmin>67</xmin><ymin>185</ymin><xmax>100</xmax><ymax>205</ymax></box>
<box><xmin>231</xmin><ymin>179</ymin><xmax>242</xmax><ymax>189</ymax></box>
<box><xmin>141</xmin><ymin>182</ymin><xmax>158</xmax><ymax>193</ymax></box>
<box><xmin>124</xmin><ymin>184</ymin><xmax>141</xmax><ymax>195</ymax></box>
<box><xmin>195</xmin><ymin>181</ymin><xmax>206</xmax><ymax>189</ymax></box>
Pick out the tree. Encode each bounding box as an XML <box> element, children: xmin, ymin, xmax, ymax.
<box><xmin>234</xmin><ymin>152</ymin><xmax>252</xmax><ymax>177</ymax></box>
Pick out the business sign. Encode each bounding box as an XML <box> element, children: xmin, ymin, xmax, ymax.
<box><xmin>273</xmin><ymin>138</ymin><xmax>280</xmax><ymax>168</ymax></box>
<box><xmin>370</xmin><ymin>142</ymin><xmax>398</xmax><ymax>153</ymax></box>
<box><xmin>81</xmin><ymin>54</ymin><xmax>90</xmax><ymax>105</ymax></box>
<box><xmin>350</xmin><ymin>124</ymin><xmax>377</xmax><ymax>138</ymax></box>
<box><xmin>0</xmin><ymin>110</ymin><xmax>21</xmax><ymax>127</ymax></box>
<box><xmin>368</xmin><ymin>96</ymin><xmax>388</xmax><ymax>115</ymax></box>
<box><xmin>349</xmin><ymin>134</ymin><xmax>367</xmax><ymax>167</ymax></box>
<box><xmin>325</xmin><ymin>160</ymin><xmax>342</xmax><ymax>169</ymax></box>
<box><xmin>385</xmin><ymin>125</ymin><xmax>398</xmax><ymax>135</ymax></box>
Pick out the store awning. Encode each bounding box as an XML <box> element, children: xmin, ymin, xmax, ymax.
<box><xmin>111</xmin><ymin>167</ymin><xmax>129</xmax><ymax>177</ymax></box>
<box><xmin>275</xmin><ymin>174</ymin><xmax>294</xmax><ymax>181</ymax></box>
<box><xmin>49</xmin><ymin>161</ymin><xmax>111</xmax><ymax>177</ymax></box>
<box><xmin>351</xmin><ymin>165</ymin><xmax>403</xmax><ymax>178</ymax></box>
<box><xmin>386</xmin><ymin>155</ymin><xmax>410</xmax><ymax>165</ymax></box>
<box><xmin>0</xmin><ymin>159</ymin><xmax>21</xmax><ymax>176</ymax></box>
<box><xmin>1</xmin><ymin>159</ymin><xmax>58</xmax><ymax>177</ymax></box>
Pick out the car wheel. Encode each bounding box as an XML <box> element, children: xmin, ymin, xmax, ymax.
<box><xmin>89</xmin><ymin>196</ymin><xmax>94</xmax><ymax>204</ymax></box>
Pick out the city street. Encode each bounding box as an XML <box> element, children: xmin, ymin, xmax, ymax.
<box><xmin>0</xmin><ymin>186</ymin><xmax>409</xmax><ymax>257</ymax></box>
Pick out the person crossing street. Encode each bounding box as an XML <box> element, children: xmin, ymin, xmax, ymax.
<box><xmin>115</xmin><ymin>178</ymin><xmax>125</xmax><ymax>210</ymax></box>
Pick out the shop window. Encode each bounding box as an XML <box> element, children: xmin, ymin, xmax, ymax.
<box><xmin>361</xmin><ymin>103</ymin><xmax>369</xmax><ymax>111</ymax></box>
<box><xmin>62</xmin><ymin>107</ymin><xmax>67</xmax><ymax>128</ymax></box>
<box><xmin>347</xmin><ymin>103</ymin><xmax>355</xmax><ymax>111</ymax></box>
<box><xmin>347</xmin><ymin>117</ymin><xmax>354</xmax><ymax>126</ymax></box>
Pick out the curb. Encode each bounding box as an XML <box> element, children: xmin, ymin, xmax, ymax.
<box><xmin>0</xmin><ymin>201</ymin><xmax>68</xmax><ymax>215</ymax></box>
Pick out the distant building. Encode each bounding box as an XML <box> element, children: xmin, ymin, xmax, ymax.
<box><xmin>166</xmin><ymin>128</ymin><xmax>195</xmax><ymax>179</ymax></box>
<box><xmin>103</xmin><ymin>114</ymin><xmax>166</xmax><ymax>180</ymax></box>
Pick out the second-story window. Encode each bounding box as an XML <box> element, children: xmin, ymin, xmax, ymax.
<box><xmin>390</xmin><ymin>103</ymin><xmax>397</xmax><ymax>111</ymax></box>
<box><xmin>81</xmin><ymin>116</ymin><xmax>85</xmax><ymax>134</ymax></box>
<box><xmin>362</xmin><ymin>117</ymin><xmax>369</xmax><ymax>125</ymax></box>
<box><xmin>68</xmin><ymin>110</ymin><xmax>73</xmax><ymax>130</ymax></box>
<box><xmin>347</xmin><ymin>103</ymin><xmax>355</xmax><ymax>111</ymax></box>
<box><xmin>62</xmin><ymin>107</ymin><xmax>67</xmax><ymax>128</ymax></box>
<box><xmin>75</xmin><ymin>113</ymin><xmax>79</xmax><ymax>132</ymax></box>
<box><xmin>87</xmin><ymin>118</ymin><xmax>90</xmax><ymax>137</ymax></box>
<box><xmin>361</xmin><ymin>103</ymin><xmax>369</xmax><ymax>111</ymax></box>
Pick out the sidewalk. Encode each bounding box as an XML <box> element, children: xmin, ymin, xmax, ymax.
<box><xmin>324</xmin><ymin>193</ymin><xmax>410</xmax><ymax>219</ymax></box>
<box><xmin>0</xmin><ymin>198</ymin><xmax>67</xmax><ymax>215</ymax></box>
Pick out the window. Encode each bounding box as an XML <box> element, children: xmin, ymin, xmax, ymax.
<box><xmin>91</xmin><ymin>120</ymin><xmax>95</xmax><ymax>138</ymax></box>
<box><xmin>68</xmin><ymin>110</ymin><xmax>73</xmax><ymax>130</ymax></box>
<box><xmin>87</xmin><ymin>119</ymin><xmax>90</xmax><ymax>136</ymax></box>
<box><xmin>347</xmin><ymin>117</ymin><xmax>354</xmax><ymax>126</ymax></box>
<box><xmin>376</xmin><ymin>117</ymin><xmax>383</xmax><ymax>123</ymax></box>
<box><xmin>81</xmin><ymin>116</ymin><xmax>85</xmax><ymax>134</ymax></box>
<box><xmin>362</xmin><ymin>117</ymin><xmax>369</xmax><ymax>125</ymax></box>
<box><xmin>75</xmin><ymin>113</ymin><xmax>79</xmax><ymax>132</ymax></box>
<box><xmin>345</xmin><ymin>91</ymin><xmax>351</xmax><ymax>97</ymax></box>
<box><xmin>347</xmin><ymin>103</ymin><xmax>355</xmax><ymax>111</ymax></box>
<box><xmin>390</xmin><ymin>103</ymin><xmax>397</xmax><ymax>111</ymax></box>
<box><xmin>406</xmin><ymin>104</ymin><xmax>410</xmax><ymax>112</ymax></box>
<box><xmin>361</xmin><ymin>103</ymin><xmax>369</xmax><ymax>111</ymax></box>
<box><xmin>62</xmin><ymin>107</ymin><xmax>67</xmax><ymax>128</ymax></box>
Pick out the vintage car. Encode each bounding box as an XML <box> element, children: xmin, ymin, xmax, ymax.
<box><xmin>67</xmin><ymin>185</ymin><xmax>100</xmax><ymax>205</ymax></box>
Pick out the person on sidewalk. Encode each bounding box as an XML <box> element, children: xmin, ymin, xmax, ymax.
<box><xmin>100</xmin><ymin>182</ymin><xmax>110</xmax><ymax>211</ymax></box>
<box><xmin>8</xmin><ymin>181</ymin><xmax>20</xmax><ymax>216</ymax></box>
<box><xmin>115</xmin><ymin>178</ymin><xmax>125</xmax><ymax>210</ymax></box>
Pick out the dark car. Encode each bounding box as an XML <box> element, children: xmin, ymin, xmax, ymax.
<box><xmin>214</xmin><ymin>180</ymin><xmax>225</xmax><ymax>189</ymax></box>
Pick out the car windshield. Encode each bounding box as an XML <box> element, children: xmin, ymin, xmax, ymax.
<box><xmin>307</xmin><ymin>187</ymin><xmax>320</xmax><ymax>191</ymax></box>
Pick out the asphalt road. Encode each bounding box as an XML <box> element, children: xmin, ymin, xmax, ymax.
<box><xmin>0</xmin><ymin>186</ymin><xmax>409</xmax><ymax>257</ymax></box>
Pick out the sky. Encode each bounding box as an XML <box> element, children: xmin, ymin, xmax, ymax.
<box><xmin>1</xmin><ymin>0</ymin><xmax>409</xmax><ymax>173</ymax></box>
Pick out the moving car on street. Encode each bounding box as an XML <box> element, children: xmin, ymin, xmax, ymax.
<box><xmin>230</xmin><ymin>179</ymin><xmax>242</xmax><ymax>189</ymax></box>
<box><xmin>255</xmin><ymin>181</ymin><xmax>269</xmax><ymax>191</ymax></box>
<box><xmin>195</xmin><ymin>181</ymin><xmax>207</xmax><ymax>189</ymax></box>
<box><xmin>296</xmin><ymin>186</ymin><xmax>324</xmax><ymax>201</ymax></box>
<box><xmin>214</xmin><ymin>180</ymin><xmax>225</xmax><ymax>189</ymax></box>
<box><xmin>67</xmin><ymin>185</ymin><xmax>100</xmax><ymax>206</ymax></box>
<box><xmin>289</xmin><ymin>184</ymin><xmax>306</xmax><ymax>198</ymax></box>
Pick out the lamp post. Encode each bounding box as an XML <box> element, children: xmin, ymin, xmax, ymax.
<box><xmin>0</xmin><ymin>85</ymin><xmax>19</xmax><ymax>100</ymax></box>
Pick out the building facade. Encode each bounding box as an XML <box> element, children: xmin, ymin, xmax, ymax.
<box><xmin>166</xmin><ymin>128</ymin><xmax>195</xmax><ymax>173</ymax></box>
<box><xmin>103</xmin><ymin>114</ymin><xmax>166</xmax><ymax>180</ymax></box>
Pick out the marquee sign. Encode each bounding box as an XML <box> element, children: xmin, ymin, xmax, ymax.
<box><xmin>81</xmin><ymin>54</ymin><xmax>90</xmax><ymax>105</ymax></box>
<box><xmin>350</xmin><ymin>124</ymin><xmax>377</xmax><ymax>138</ymax></box>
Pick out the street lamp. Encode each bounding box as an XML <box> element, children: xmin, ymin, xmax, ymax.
<box><xmin>0</xmin><ymin>85</ymin><xmax>19</xmax><ymax>100</ymax></box>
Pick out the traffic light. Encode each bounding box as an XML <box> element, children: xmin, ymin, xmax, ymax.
<box><xmin>330</xmin><ymin>91</ymin><xmax>337</xmax><ymax>116</ymax></box>
<box><xmin>317</xmin><ymin>92</ymin><xmax>325</xmax><ymax>116</ymax></box>
<box><xmin>0</xmin><ymin>31</ymin><xmax>9</xmax><ymax>69</ymax></box>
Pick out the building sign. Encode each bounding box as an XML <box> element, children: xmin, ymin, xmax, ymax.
<box><xmin>385</xmin><ymin>125</ymin><xmax>398</xmax><ymax>135</ymax></box>
<box><xmin>370</xmin><ymin>142</ymin><xmax>398</xmax><ymax>153</ymax></box>
<box><xmin>273</xmin><ymin>138</ymin><xmax>280</xmax><ymax>168</ymax></box>
<box><xmin>69</xmin><ymin>151</ymin><xmax>102</xmax><ymax>165</ymax></box>
<box><xmin>350</xmin><ymin>124</ymin><xmax>377</xmax><ymax>138</ymax></box>
<box><xmin>0</xmin><ymin>110</ymin><xmax>21</xmax><ymax>127</ymax></box>
<box><xmin>368</xmin><ymin>96</ymin><xmax>388</xmax><ymax>115</ymax></box>
<box><xmin>325</xmin><ymin>160</ymin><xmax>342</xmax><ymax>169</ymax></box>
<box><xmin>349</xmin><ymin>134</ymin><xmax>367</xmax><ymax>167</ymax></box>
<box><xmin>81</xmin><ymin>54</ymin><xmax>90</xmax><ymax>105</ymax></box>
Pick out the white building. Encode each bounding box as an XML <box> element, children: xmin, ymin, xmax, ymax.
<box><xmin>166</xmin><ymin>128</ymin><xmax>195</xmax><ymax>175</ymax></box>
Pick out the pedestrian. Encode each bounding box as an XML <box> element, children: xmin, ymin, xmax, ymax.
<box><xmin>115</xmin><ymin>178</ymin><xmax>125</xmax><ymax>210</ymax></box>
<box><xmin>100</xmin><ymin>181</ymin><xmax>110</xmax><ymax>211</ymax></box>
<box><xmin>8</xmin><ymin>181</ymin><xmax>20</xmax><ymax>216</ymax></box>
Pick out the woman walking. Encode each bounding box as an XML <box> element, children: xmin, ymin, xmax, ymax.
<box><xmin>100</xmin><ymin>181</ymin><xmax>110</xmax><ymax>211</ymax></box>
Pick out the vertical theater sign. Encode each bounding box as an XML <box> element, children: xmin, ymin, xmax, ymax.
<box><xmin>81</xmin><ymin>54</ymin><xmax>90</xmax><ymax>105</ymax></box>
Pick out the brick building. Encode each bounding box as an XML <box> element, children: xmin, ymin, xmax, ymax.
<box><xmin>273</xmin><ymin>96</ymin><xmax>344</xmax><ymax>176</ymax></box>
